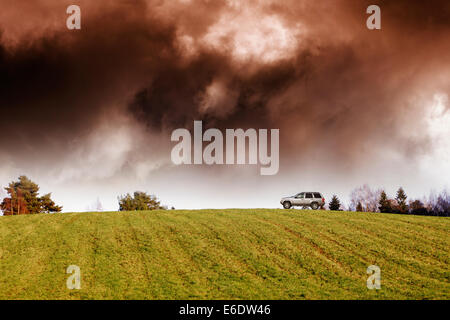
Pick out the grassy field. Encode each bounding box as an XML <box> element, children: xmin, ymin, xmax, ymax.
<box><xmin>0</xmin><ymin>209</ymin><xmax>448</xmax><ymax>300</ymax></box>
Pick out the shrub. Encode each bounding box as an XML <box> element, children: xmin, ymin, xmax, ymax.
<box><xmin>118</xmin><ymin>191</ymin><xmax>165</xmax><ymax>211</ymax></box>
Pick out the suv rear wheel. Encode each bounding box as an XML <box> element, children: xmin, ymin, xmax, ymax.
<box><xmin>311</xmin><ymin>202</ymin><xmax>319</xmax><ymax>210</ymax></box>
<box><xmin>283</xmin><ymin>201</ymin><xmax>292</xmax><ymax>209</ymax></box>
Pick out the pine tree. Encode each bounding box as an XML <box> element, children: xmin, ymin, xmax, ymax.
<box><xmin>395</xmin><ymin>187</ymin><xmax>408</xmax><ymax>214</ymax></box>
<box><xmin>328</xmin><ymin>195</ymin><xmax>341</xmax><ymax>211</ymax></box>
<box><xmin>378</xmin><ymin>191</ymin><xmax>392</xmax><ymax>213</ymax></box>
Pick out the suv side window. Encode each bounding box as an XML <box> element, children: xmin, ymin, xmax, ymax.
<box><xmin>313</xmin><ymin>193</ymin><xmax>322</xmax><ymax>198</ymax></box>
<box><xmin>296</xmin><ymin>193</ymin><xmax>305</xmax><ymax>198</ymax></box>
<box><xmin>305</xmin><ymin>193</ymin><xmax>313</xmax><ymax>199</ymax></box>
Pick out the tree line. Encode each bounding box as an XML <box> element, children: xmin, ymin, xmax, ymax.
<box><xmin>328</xmin><ymin>184</ymin><xmax>450</xmax><ymax>216</ymax></box>
<box><xmin>1</xmin><ymin>176</ymin><xmax>448</xmax><ymax>217</ymax></box>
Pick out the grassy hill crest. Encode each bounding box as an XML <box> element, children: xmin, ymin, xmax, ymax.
<box><xmin>0</xmin><ymin>209</ymin><xmax>448</xmax><ymax>299</ymax></box>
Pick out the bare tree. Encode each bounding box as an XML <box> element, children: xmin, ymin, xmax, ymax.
<box><xmin>349</xmin><ymin>184</ymin><xmax>382</xmax><ymax>212</ymax></box>
<box><xmin>434</xmin><ymin>189</ymin><xmax>450</xmax><ymax>216</ymax></box>
<box><xmin>95</xmin><ymin>197</ymin><xmax>103</xmax><ymax>212</ymax></box>
<box><xmin>86</xmin><ymin>197</ymin><xmax>104</xmax><ymax>212</ymax></box>
<box><xmin>424</xmin><ymin>190</ymin><xmax>438</xmax><ymax>213</ymax></box>
<box><xmin>424</xmin><ymin>189</ymin><xmax>450</xmax><ymax>216</ymax></box>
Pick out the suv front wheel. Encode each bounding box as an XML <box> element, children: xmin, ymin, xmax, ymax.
<box><xmin>283</xmin><ymin>201</ymin><xmax>292</xmax><ymax>209</ymax></box>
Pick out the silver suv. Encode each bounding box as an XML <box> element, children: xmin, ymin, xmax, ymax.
<box><xmin>280</xmin><ymin>192</ymin><xmax>325</xmax><ymax>210</ymax></box>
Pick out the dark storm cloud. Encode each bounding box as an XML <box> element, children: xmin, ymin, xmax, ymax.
<box><xmin>0</xmin><ymin>0</ymin><xmax>176</xmax><ymax>164</ymax></box>
<box><xmin>0</xmin><ymin>0</ymin><xmax>449</xmax><ymax>173</ymax></box>
<box><xmin>126</xmin><ymin>0</ymin><xmax>450</xmax><ymax>166</ymax></box>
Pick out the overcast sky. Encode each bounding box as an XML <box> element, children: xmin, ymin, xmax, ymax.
<box><xmin>0</xmin><ymin>0</ymin><xmax>449</xmax><ymax>212</ymax></box>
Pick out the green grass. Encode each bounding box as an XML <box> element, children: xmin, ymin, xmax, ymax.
<box><xmin>0</xmin><ymin>209</ymin><xmax>448</xmax><ymax>300</ymax></box>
